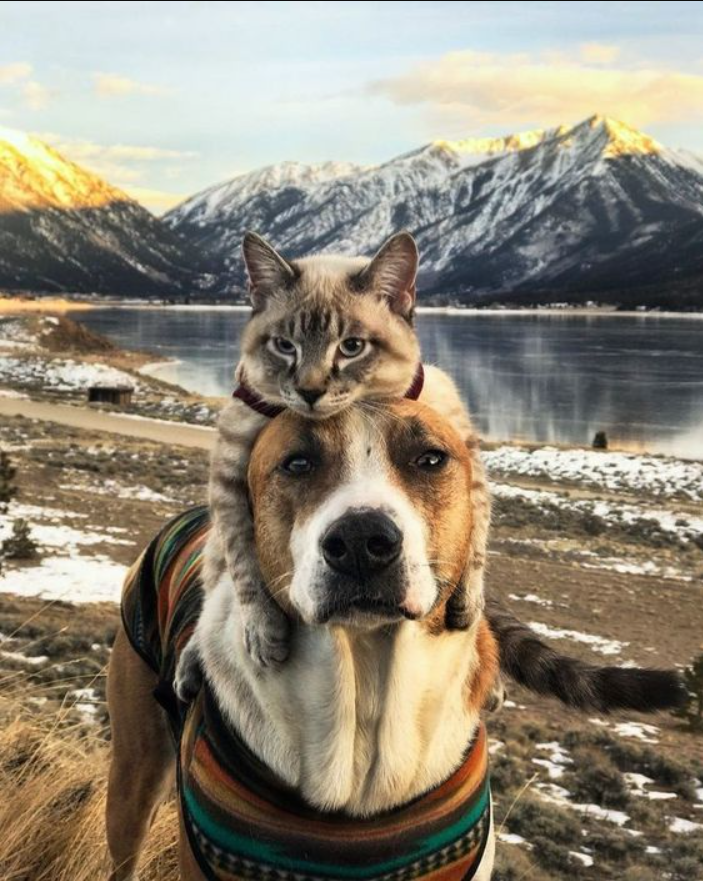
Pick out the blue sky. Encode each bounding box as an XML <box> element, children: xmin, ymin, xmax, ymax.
<box><xmin>1</xmin><ymin>0</ymin><xmax>702</xmax><ymax>212</ymax></box>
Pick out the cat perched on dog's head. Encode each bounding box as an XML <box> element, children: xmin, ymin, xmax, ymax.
<box><xmin>175</xmin><ymin>230</ymin><xmax>492</xmax><ymax>694</ymax></box>
<box><xmin>237</xmin><ymin>231</ymin><xmax>421</xmax><ymax>416</ymax></box>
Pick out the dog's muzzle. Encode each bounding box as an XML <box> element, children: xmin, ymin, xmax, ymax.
<box><xmin>316</xmin><ymin>508</ymin><xmax>413</xmax><ymax>623</ymax></box>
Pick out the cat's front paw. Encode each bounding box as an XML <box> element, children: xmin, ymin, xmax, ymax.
<box><xmin>242</xmin><ymin>602</ymin><xmax>291</xmax><ymax>669</ymax></box>
<box><xmin>175</xmin><ymin>639</ymin><xmax>203</xmax><ymax>703</ymax></box>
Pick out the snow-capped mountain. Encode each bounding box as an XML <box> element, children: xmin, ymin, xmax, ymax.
<box><xmin>165</xmin><ymin>115</ymin><xmax>703</xmax><ymax>306</ymax></box>
<box><xmin>0</xmin><ymin>127</ymin><xmax>204</xmax><ymax>297</ymax></box>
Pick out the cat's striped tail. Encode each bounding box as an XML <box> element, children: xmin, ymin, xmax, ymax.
<box><xmin>485</xmin><ymin>601</ymin><xmax>689</xmax><ymax>713</ymax></box>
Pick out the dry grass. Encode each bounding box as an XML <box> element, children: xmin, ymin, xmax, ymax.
<box><xmin>0</xmin><ymin>691</ymin><xmax>179</xmax><ymax>881</ymax></box>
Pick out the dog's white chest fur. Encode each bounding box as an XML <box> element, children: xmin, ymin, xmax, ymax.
<box><xmin>195</xmin><ymin>578</ymin><xmax>481</xmax><ymax>817</ymax></box>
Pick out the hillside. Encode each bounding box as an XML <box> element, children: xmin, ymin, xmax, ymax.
<box><xmin>0</xmin><ymin>128</ymin><xmax>207</xmax><ymax>297</ymax></box>
<box><xmin>166</xmin><ymin>115</ymin><xmax>703</xmax><ymax>308</ymax></box>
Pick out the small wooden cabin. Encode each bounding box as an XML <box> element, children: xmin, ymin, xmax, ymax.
<box><xmin>87</xmin><ymin>384</ymin><xmax>134</xmax><ymax>407</ymax></box>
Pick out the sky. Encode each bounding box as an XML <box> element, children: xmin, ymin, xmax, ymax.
<box><xmin>1</xmin><ymin>0</ymin><xmax>703</xmax><ymax>213</ymax></box>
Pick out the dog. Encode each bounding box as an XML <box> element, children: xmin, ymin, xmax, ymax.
<box><xmin>106</xmin><ymin>398</ymin><xmax>501</xmax><ymax>880</ymax></box>
<box><xmin>106</xmin><ymin>397</ymin><xmax>687</xmax><ymax>881</ymax></box>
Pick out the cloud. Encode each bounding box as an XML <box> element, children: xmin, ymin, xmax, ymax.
<box><xmin>579</xmin><ymin>43</ymin><xmax>621</xmax><ymax>65</ymax></box>
<box><xmin>38</xmin><ymin>133</ymin><xmax>196</xmax><ymax>208</ymax></box>
<box><xmin>122</xmin><ymin>185</ymin><xmax>185</xmax><ymax>215</ymax></box>
<box><xmin>369</xmin><ymin>49</ymin><xmax>703</xmax><ymax>131</ymax></box>
<box><xmin>0</xmin><ymin>63</ymin><xmax>53</xmax><ymax>110</ymax></box>
<box><xmin>43</xmin><ymin>137</ymin><xmax>197</xmax><ymax>165</ymax></box>
<box><xmin>94</xmin><ymin>73</ymin><xmax>170</xmax><ymax>98</ymax></box>
<box><xmin>0</xmin><ymin>63</ymin><xmax>32</xmax><ymax>85</ymax></box>
<box><xmin>22</xmin><ymin>81</ymin><xmax>51</xmax><ymax>111</ymax></box>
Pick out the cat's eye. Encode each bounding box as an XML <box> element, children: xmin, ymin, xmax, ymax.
<box><xmin>339</xmin><ymin>338</ymin><xmax>366</xmax><ymax>358</ymax></box>
<box><xmin>280</xmin><ymin>454</ymin><xmax>315</xmax><ymax>475</ymax></box>
<box><xmin>273</xmin><ymin>337</ymin><xmax>296</xmax><ymax>356</ymax></box>
<box><xmin>413</xmin><ymin>450</ymin><xmax>447</xmax><ymax>470</ymax></box>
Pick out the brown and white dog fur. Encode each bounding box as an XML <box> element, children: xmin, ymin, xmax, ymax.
<box><xmin>106</xmin><ymin>399</ymin><xmax>499</xmax><ymax>880</ymax></box>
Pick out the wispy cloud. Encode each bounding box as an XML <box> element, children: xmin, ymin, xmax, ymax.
<box><xmin>0</xmin><ymin>63</ymin><xmax>33</xmax><ymax>85</ymax></box>
<box><xmin>0</xmin><ymin>63</ymin><xmax>54</xmax><ymax>110</ymax></box>
<box><xmin>39</xmin><ymin>133</ymin><xmax>196</xmax><ymax>193</ymax></box>
<box><xmin>93</xmin><ymin>73</ymin><xmax>171</xmax><ymax>98</ymax></box>
<box><xmin>22</xmin><ymin>81</ymin><xmax>52</xmax><ymax>111</ymax></box>
<box><xmin>369</xmin><ymin>48</ymin><xmax>703</xmax><ymax>131</ymax></box>
<box><xmin>579</xmin><ymin>43</ymin><xmax>621</xmax><ymax>65</ymax></box>
<box><xmin>46</xmin><ymin>138</ymin><xmax>197</xmax><ymax>163</ymax></box>
<box><xmin>122</xmin><ymin>185</ymin><xmax>185</xmax><ymax>215</ymax></box>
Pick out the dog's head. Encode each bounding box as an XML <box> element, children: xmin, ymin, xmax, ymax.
<box><xmin>248</xmin><ymin>399</ymin><xmax>476</xmax><ymax>631</ymax></box>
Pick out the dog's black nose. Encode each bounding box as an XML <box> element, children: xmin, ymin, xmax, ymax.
<box><xmin>297</xmin><ymin>387</ymin><xmax>324</xmax><ymax>406</ymax></box>
<box><xmin>321</xmin><ymin>511</ymin><xmax>402</xmax><ymax>579</ymax></box>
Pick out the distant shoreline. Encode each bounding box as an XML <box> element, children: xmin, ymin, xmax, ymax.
<box><xmin>0</xmin><ymin>297</ymin><xmax>93</xmax><ymax>314</ymax></box>
<box><xmin>2</xmin><ymin>296</ymin><xmax>701</xmax><ymax>320</ymax></box>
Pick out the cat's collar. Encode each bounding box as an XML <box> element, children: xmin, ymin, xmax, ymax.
<box><xmin>405</xmin><ymin>361</ymin><xmax>425</xmax><ymax>401</ymax></box>
<box><xmin>232</xmin><ymin>363</ymin><xmax>425</xmax><ymax>418</ymax></box>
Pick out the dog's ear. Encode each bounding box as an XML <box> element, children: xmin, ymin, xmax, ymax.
<box><xmin>242</xmin><ymin>232</ymin><xmax>297</xmax><ymax>308</ymax></box>
<box><xmin>356</xmin><ymin>231</ymin><xmax>418</xmax><ymax>319</ymax></box>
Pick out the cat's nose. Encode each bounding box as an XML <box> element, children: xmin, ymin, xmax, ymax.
<box><xmin>297</xmin><ymin>387</ymin><xmax>325</xmax><ymax>406</ymax></box>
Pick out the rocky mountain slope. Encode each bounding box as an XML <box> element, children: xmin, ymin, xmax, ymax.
<box><xmin>0</xmin><ymin>128</ymin><xmax>205</xmax><ymax>297</ymax></box>
<box><xmin>166</xmin><ymin>115</ymin><xmax>703</xmax><ymax>307</ymax></box>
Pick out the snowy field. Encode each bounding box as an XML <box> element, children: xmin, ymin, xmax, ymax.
<box><xmin>0</xmin><ymin>502</ymin><xmax>130</xmax><ymax>603</ymax></box>
<box><xmin>484</xmin><ymin>445</ymin><xmax>703</xmax><ymax>502</ymax></box>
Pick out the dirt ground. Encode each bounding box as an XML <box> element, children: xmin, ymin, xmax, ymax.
<box><xmin>0</xmin><ymin>411</ymin><xmax>701</xmax><ymax>881</ymax></box>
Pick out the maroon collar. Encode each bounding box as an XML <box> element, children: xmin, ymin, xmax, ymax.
<box><xmin>232</xmin><ymin>363</ymin><xmax>425</xmax><ymax>419</ymax></box>
<box><xmin>404</xmin><ymin>361</ymin><xmax>425</xmax><ymax>401</ymax></box>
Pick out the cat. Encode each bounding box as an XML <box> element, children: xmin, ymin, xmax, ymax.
<box><xmin>175</xmin><ymin>230</ymin><xmax>492</xmax><ymax>697</ymax></box>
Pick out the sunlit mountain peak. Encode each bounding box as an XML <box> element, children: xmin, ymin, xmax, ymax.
<box><xmin>433</xmin><ymin>124</ymin><xmax>571</xmax><ymax>157</ymax></box>
<box><xmin>582</xmin><ymin>115</ymin><xmax>663</xmax><ymax>156</ymax></box>
<box><xmin>0</xmin><ymin>127</ymin><xmax>129</xmax><ymax>212</ymax></box>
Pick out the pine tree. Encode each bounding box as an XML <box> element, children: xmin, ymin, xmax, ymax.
<box><xmin>0</xmin><ymin>450</ymin><xmax>16</xmax><ymax>515</ymax></box>
<box><xmin>1</xmin><ymin>518</ymin><xmax>38</xmax><ymax>560</ymax></box>
<box><xmin>672</xmin><ymin>653</ymin><xmax>703</xmax><ymax>733</ymax></box>
<box><xmin>0</xmin><ymin>450</ymin><xmax>39</xmax><ymax>573</ymax></box>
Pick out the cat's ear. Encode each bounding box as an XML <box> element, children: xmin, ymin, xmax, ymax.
<box><xmin>242</xmin><ymin>232</ymin><xmax>297</xmax><ymax>307</ymax></box>
<box><xmin>358</xmin><ymin>231</ymin><xmax>418</xmax><ymax>318</ymax></box>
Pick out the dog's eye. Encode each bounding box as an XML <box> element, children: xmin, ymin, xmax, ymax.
<box><xmin>280</xmin><ymin>454</ymin><xmax>315</xmax><ymax>475</ymax></box>
<box><xmin>274</xmin><ymin>337</ymin><xmax>296</xmax><ymax>356</ymax></box>
<box><xmin>413</xmin><ymin>450</ymin><xmax>447</xmax><ymax>470</ymax></box>
<box><xmin>339</xmin><ymin>338</ymin><xmax>366</xmax><ymax>358</ymax></box>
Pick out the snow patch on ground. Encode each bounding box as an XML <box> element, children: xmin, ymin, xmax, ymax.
<box><xmin>492</xmin><ymin>482</ymin><xmax>703</xmax><ymax>545</ymax></box>
<box><xmin>0</xmin><ymin>648</ymin><xmax>48</xmax><ymax>666</ymax></box>
<box><xmin>484</xmin><ymin>445</ymin><xmax>703</xmax><ymax>501</ymax></box>
<box><xmin>537</xmin><ymin>778</ymin><xmax>634</xmax><ymax>827</ymax></box>
<box><xmin>508</xmin><ymin>592</ymin><xmax>553</xmax><ymax>607</ymax></box>
<box><xmin>669</xmin><ymin>817</ymin><xmax>703</xmax><ymax>833</ymax></box>
<box><xmin>625</xmin><ymin>773</ymin><xmax>677</xmax><ymax>800</ymax></box>
<box><xmin>612</xmin><ymin>722</ymin><xmax>660</xmax><ymax>744</ymax></box>
<box><xmin>498</xmin><ymin>832</ymin><xmax>531</xmax><ymax>847</ymax></box>
<box><xmin>0</xmin><ymin>556</ymin><xmax>128</xmax><ymax>604</ymax></box>
<box><xmin>0</xmin><ymin>503</ymin><xmax>130</xmax><ymax>603</ymax></box>
<box><xmin>589</xmin><ymin>718</ymin><xmax>661</xmax><ymax>744</ymax></box>
<box><xmin>0</xmin><ymin>355</ymin><xmax>138</xmax><ymax>393</ymax></box>
<box><xmin>569</xmin><ymin>851</ymin><xmax>595</xmax><ymax>867</ymax></box>
<box><xmin>580</xmin><ymin>556</ymin><xmax>693</xmax><ymax>582</ymax></box>
<box><xmin>527</xmin><ymin>620</ymin><xmax>627</xmax><ymax>656</ymax></box>
<box><xmin>0</xmin><ymin>504</ymin><xmax>135</xmax><ymax>550</ymax></box>
<box><xmin>60</xmin><ymin>479</ymin><xmax>175</xmax><ymax>504</ymax></box>
<box><xmin>71</xmin><ymin>686</ymin><xmax>101</xmax><ymax>719</ymax></box>
<box><xmin>532</xmin><ymin>741</ymin><xmax>573</xmax><ymax>779</ymax></box>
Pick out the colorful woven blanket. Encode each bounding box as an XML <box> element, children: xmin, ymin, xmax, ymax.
<box><xmin>121</xmin><ymin>506</ymin><xmax>492</xmax><ymax>881</ymax></box>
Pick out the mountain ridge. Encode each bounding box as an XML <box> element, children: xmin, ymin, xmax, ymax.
<box><xmin>0</xmin><ymin>126</ymin><xmax>206</xmax><ymax>297</ymax></box>
<box><xmin>1</xmin><ymin>116</ymin><xmax>702</xmax><ymax>307</ymax></box>
<box><xmin>164</xmin><ymin>114</ymin><xmax>703</xmax><ymax>307</ymax></box>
